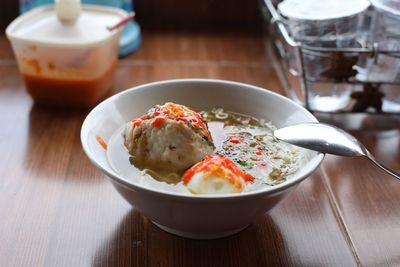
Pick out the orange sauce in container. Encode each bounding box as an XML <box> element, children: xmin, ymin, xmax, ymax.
<box><xmin>22</xmin><ymin>60</ymin><xmax>117</xmax><ymax>108</ymax></box>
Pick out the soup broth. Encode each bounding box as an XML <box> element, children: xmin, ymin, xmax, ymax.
<box><xmin>106</xmin><ymin>108</ymin><xmax>305</xmax><ymax>194</ymax></box>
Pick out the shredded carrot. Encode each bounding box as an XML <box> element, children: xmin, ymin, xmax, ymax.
<box><xmin>229</xmin><ymin>137</ymin><xmax>241</xmax><ymax>144</ymax></box>
<box><xmin>96</xmin><ymin>135</ymin><xmax>108</xmax><ymax>150</ymax></box>
<box><xmin>131</xmin><ymin>119</ymin><xmax>142</xmax><ymax>127</ymax></box>
<box><xmin>152</xmin><ymin>116</ymin><xmax>166</xmax><ymax>127</ymax></box>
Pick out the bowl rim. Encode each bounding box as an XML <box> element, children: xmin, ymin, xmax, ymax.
<box><xmin>81</xmin><ymin>78</ymin><xmax>324</xmax><ymax>200</ymax></box>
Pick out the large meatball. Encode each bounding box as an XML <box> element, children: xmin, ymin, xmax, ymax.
<box><xmin>124</xmin><ymin>102</ymin><xmax>215</xmax><ymax>173</ymax></box>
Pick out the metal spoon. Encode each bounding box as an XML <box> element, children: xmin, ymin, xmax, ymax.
<box><xmin>274</xmin><ymin>122</ymin><xmax>400</xmax><ymax>180</ymax></box>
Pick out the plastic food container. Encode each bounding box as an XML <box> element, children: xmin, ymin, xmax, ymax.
<box><xmin>6</xmin><ymin>4</ymin><xmax>127</xmax><ymax>108</ymax></box>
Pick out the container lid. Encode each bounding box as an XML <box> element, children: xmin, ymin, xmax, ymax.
<box><xmin>278</xmin><ymin>0</ymin><xmax>370</xmax><ymax>20</ymax></box>
<box><xmin>371</xmin><ymin>0</ymin><xmax>400</xmax><ymax>16</ymax></box>
<box><xmin>6</xmin><ymin>4</ymin><xmax>127</xmax><ymax>47</ymax></box>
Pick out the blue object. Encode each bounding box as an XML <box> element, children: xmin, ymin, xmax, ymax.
<box><xmin>19</xmin><ymin>0</ymin><xmax>141</xmax><ymax>57</ymax></box>
<box><xmin>119</xmin><ymin>20</ymin><xmax>141</xmax><ymax>57</ymax></box>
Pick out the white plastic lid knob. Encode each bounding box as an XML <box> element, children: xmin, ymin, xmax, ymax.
<box><xmin>55</xmin><ymin>0</ymin><xmax>82</xmax><ymax>24</ymax></box>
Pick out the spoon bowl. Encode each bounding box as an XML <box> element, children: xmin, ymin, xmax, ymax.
<box><xmin>274</xmin><ymin>122</ymin><xmax>400</xmax><ymax>180</ymax></box>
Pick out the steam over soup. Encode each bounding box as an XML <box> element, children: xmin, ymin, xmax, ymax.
<box><xmin>106</xmin><ymin>103</ymin><xmax>304</xmax><ymax>195</ymax></box>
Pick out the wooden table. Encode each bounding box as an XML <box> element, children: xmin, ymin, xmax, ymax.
<box><xmin>1</xmin><ymin>31</ymin><xmax>400</xmax><ymax>267</ymax></box>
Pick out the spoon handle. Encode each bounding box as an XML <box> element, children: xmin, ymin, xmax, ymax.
<box><xmin>365</xmin><ymin>151</ymin><xmax>400</xmax><ymax>180</ymax></box>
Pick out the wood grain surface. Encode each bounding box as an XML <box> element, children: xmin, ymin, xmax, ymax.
<box><xmin>0</xmin><ymin>31</ymin><xmax>399</xmax><ymax>267</ymax></box>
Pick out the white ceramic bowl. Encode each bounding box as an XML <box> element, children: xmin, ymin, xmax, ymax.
<box><xmin>81</xmin><ymin>79</ymin><xmax>324</xmax><ymax>239</ymax></box>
